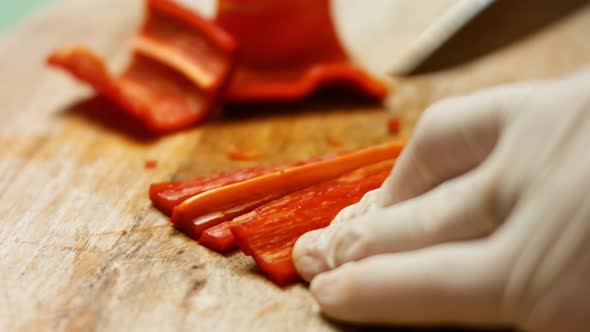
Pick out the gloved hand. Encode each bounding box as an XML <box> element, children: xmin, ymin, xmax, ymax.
<box><xmin>293</xmin><ymin>66</ymin><xmax>590</xmax><ymax>331</ymax></box>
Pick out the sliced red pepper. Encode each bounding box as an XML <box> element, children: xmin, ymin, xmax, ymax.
<box><xmin>231</xmin><ymin>160</ymin><xmax>395</xmax><ymax>286</ymax></box>
<box><xmin>199</xmin><ymin>221</ymin><xmax>236</xmax><ymax>252</ymax></box>
<box><xmin>172</xmin><ymin>141</ymin><xmax>404</xmax><ymax>242</ymax></box>
<box><xmin>47</xmin><ymin>0</ymin><xmax>236</xmax><ymax>134</ymax></box>
<box><xmin>150</xmin><ymin>160</ymin><xmax>306</xmax><ymax>216</ymax></box>
<box><xmin>214</xmin><ymin>0</ymin><xmax>389</xmax><ymax>102</ymax></box>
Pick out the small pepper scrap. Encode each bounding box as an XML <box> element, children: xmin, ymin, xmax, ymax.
<box><xmin>47</xmin><ymin>0</ymin><xmax>236</xmax><ymax>134</ymax></box>
<box><xmin>225</xmin><ymin>149</ymin><xmax>262</xmax><ymax>162</ymax></box>
<box><xmin>145</xmin><ymin>159</ymin><xmax>158</xmax><ymax>169</ymax></box>
<box><xmin>387</xmin><ymin>115</ymin><xmax>401</xmax><ymax>135</ymax></box>
<box><xmin>231</xmin><ymin>160</ymin><xmax>395</xmax><ymax>285</ymax></box>
<box><xmin>198</xmin><ymin>142</ymin><xmax>402</xmax><ymax>254</ymax></box>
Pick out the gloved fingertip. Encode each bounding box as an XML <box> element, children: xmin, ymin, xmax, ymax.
<box><xmin>293</xmin><ymin>230</ymin><xmax>328</xmax><ymax>281</ymax></box>
<box><xmin>310</xmin><ymin>269</ymin><xmax>345</xmax><ymax>310</ymax></box>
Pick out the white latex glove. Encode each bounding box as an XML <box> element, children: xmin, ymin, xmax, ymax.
<box><xmin>293</xmin><ymin>66</ymin><xmax>590</xmax><ymax>331</ymax></box>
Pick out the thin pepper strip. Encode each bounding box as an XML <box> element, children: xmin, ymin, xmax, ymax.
<box><xmin>199</xmin><ymin>221</ymin><xmax>237</xmax><ymax>252</ymax></box>
<box><xmin>150</xmin><ymin>154</ymin><xmax>335</xmax><ymax>216</ymax></box>
<box><xmin>47</xmin><ymin>0</ymin><xmax>236</xmax><ymax>134</ymax></box>
<box><xmin>150</xmin><ymin>160</ymin><xmax>308</xmax><ymax>216</ymax></box>
<box><xmin>231</xmin><ymin>160</ymin><xmax>395</xmax><ymax>286</ymax></box>
<box><xmin>171</xmin><ymin>141</ymin><xmax>404</xmax><ymax>241</ymax></box>
<box><xmin>215</xmin><ymin>0</ymin><xmax>389</xmax><ymax>102</ymax></box>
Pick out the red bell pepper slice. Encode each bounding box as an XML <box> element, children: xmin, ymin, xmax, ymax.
<box><xmin>150</xmin><ymin>160</ymin><xmax>307</xmax><ymax>216</ymax></box>
<box><xmin>214</xmin><ymin>0</ymin><xmax>389</xmax><ymax>102</ymax></box>
<box><xmin>47</xmin><ymin>0</ymin><xmax>236</xmax><ymax>134</ymax></box>
<box><xmin>231</xmin><ymin>159</ymin><xmax>395</xmax><ymax>286</ymax></box>
<box><xmin>199</xmin><ymin>221</ymin><xmax>236</xmax><ymax>252</ymax></box>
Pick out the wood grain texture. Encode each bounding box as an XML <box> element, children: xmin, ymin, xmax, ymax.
<box><xmin>0</xmin><ymin>1</ymin><xmax>589</xmax><ymax>331</ymax></box>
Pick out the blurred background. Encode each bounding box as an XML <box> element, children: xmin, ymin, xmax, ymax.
<box><xmin>0</xmin><ymin>0</ymin><xmax>47</xmax><ymax>33</ymax></box>
<box><xmin>2</xmin><ymin>0</ymin><xmax>587</xmax><ymax>73</ymax></box>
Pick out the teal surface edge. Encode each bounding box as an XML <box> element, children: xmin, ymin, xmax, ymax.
<box><xmin>0</xmin><ymin>0</ymin><xmax>50</xmax><ymax>33</ymax></box>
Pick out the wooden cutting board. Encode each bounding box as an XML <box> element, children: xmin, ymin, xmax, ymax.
<box><xmin>1</xmin><ymin>1</ymin><xmax>589</xmax><ymax>331</ymax></box>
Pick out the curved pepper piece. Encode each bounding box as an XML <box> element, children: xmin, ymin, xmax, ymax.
<box><xmin>133</xmin><ymin>0</ymin><xmax>236</xmax><ymax>91</ymax></box>
<box><xmin>215</xmin><ymin>0</ymin><xmax>389</xmax><ymax>102</ymax></box>
<box><xmin>48</xmin><ymin>48</ymin><xmax>215</xmax><ymax>133</ymax></box>
<box><xmin>231</xmin><ymin>160</ymin><xmax>395</xmax><ymax>286</ymax></box>
<box><xmin>47</xmin><ymin>0</ymin><xmax>236</xmax><ymax>134</ymax></box>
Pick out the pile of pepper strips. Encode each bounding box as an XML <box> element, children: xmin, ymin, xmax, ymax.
<box><xmin>47</xmin><ymin>0</ymin><xmax>401</xmax><ymax>285</ymax></box>
<box><xmin>48</xmin><ymin>0</ymin><xmax>389</xmax><ymax>134</ymax></box>
<box><xmin>151</xmin><ymin>141</ymin><xmax>404</xmax><ymax>285</ymax></box>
